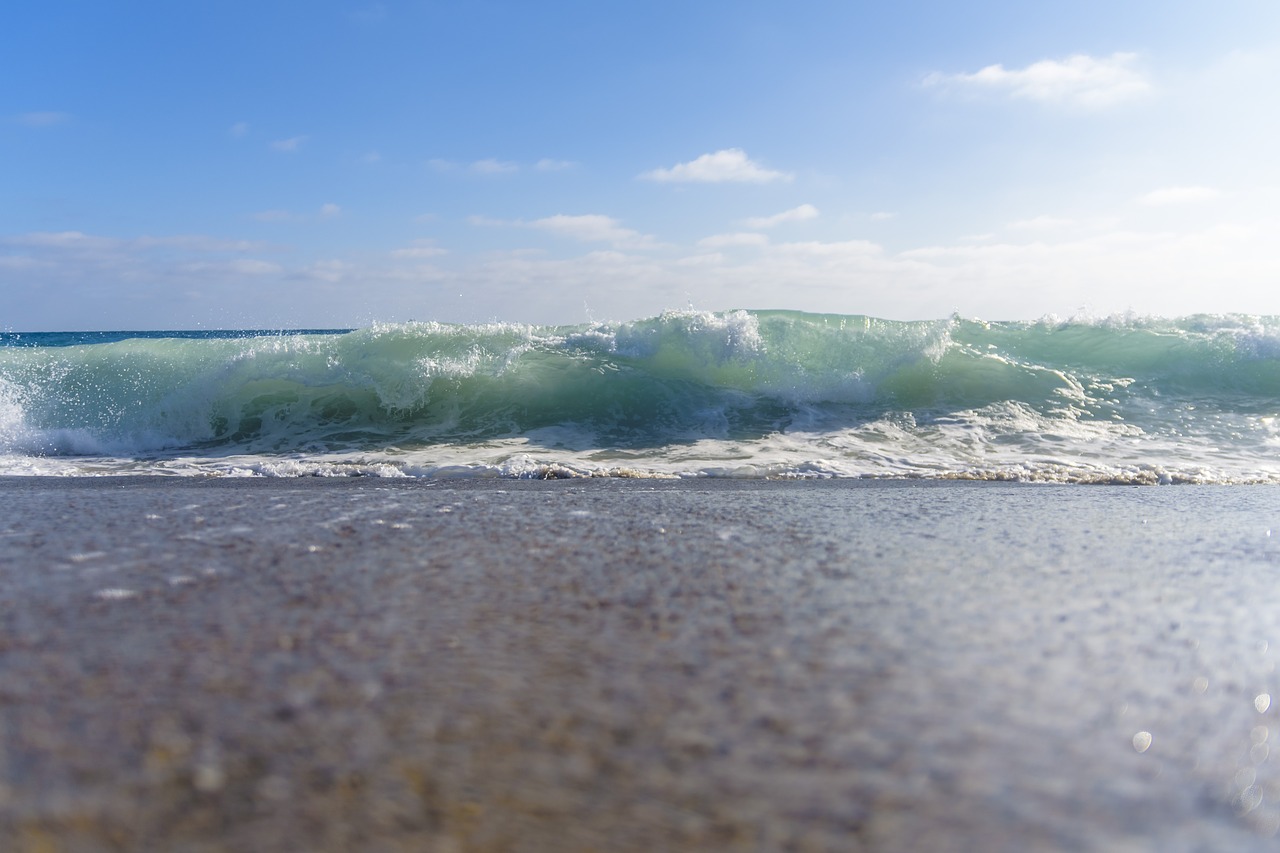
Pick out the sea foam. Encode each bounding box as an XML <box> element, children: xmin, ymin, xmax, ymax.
<box><xmin>2</xmin><ymin>310</ymin><xmax>1279</xmax><ymax>482</ymax></box>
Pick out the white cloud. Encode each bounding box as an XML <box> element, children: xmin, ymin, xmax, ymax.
<box><xmin>698</xmin><ymin>232</ymin><xmax>770</xmax><ymax>249</ymax></box>
<box><xmin>297</xmin><ymin>259</ymin><xmax>353</xmax><ymax>283</ymax></box>
<box><xmin>15</xmin><ymin>111</ymin><xmax>70</xmax><ymax>127</ymax></box>
<box><xmin>180</xmin><ymin>258</ymin><xmax>283</xmax><ymax>276</ymax></box>
<box><xmin>391</xmin><ymin>239</ymin><xmax>448</xmax><ymax>259</ymax></box>
<box><xmin>229</xmin><ymin>121</ymin><xmax>249</xmax><ymax>138</ymax></box>
<box><xmin>535</xmin><ymin>158</ymin><xmax>575</xmax><ymax>172</ymax></box>
<box><xmin>319</xmin><ymin>203</ymin><xmax>341</xmax><ymax>218</ymax></box>
<box><xmin>271</xmin><ymin>136</ymin><xmax>308</xmax><ymax>152</ymax></box>
<box><xmin>870</xmin><ymin>212</ymin><xmax>896</xmax><ymax>221</ymax></box>
<box><xmin>252</xmin><ymin>209</ymin><xmax>293</xmax><ymax>222</ymax></box>
<box><xmin>135</xmin><ymin>235</ymin><xmax>269</xmax><ymax>252</ymax></box>
<box><xmin>528</xmin><ymin>214</ymin><xmax>655</xmax><ymax>249</ymax></box>
<box><xmin>1008</xmin><ymin>215</ymin><xmax>1074</xmax><ymax>230</ymax></box>
<box><xmin>471</xmin><ymin>158</ymin><xmax>518</xmax><ymax>175</ymax></box>
<box><xmin>640</xmin><ymin>148</ymin><xmax>792</xmax><ymax>184</ymax></box>
<box><xmin>924</xmin><ymin>52</ymin><xmax>1150</xmax><ymax>107</ymax></box>
<box><xmin>2</xmin><ymin>232</ymin><xmax>270</xmax><ymax>254</ymax></box>
<box><xmin>743</xmin><ymin>204</ymin><xmax>819</xmax><ymax>229</ymax></box>
<box><xmin>1138</xmin><ymin>186</ymin><xmax>1221</xmax><ymax>206</ymax></box>
<box><xmin>3</xmin><ymin>231</ymin><xmax>119</xmax><ymax>250</ymax></box>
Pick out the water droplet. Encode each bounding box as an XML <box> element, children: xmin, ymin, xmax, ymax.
<box><xmin>1132</xmin><ymin>731</ymin><xmax>1152</xmax><ymax>753</ymax></box>
<box><xmin>1257</xmin><ymin>694</ymin><xmax>1272</xmax><ymax>714</ymax></box>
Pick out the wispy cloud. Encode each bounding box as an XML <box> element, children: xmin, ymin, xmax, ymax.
<box><xmin>296</xmin><ymin>259</ymin><xmax>353</xmax><ymax>283</ymax></box>
<box><xmin>229</xmin><ymin>121</ymin><xmax>249</xmax><ymax>138</ymax></box>
<box><xmin>251</xmin><ymin>205</ymin><xmax>341</xmax><ymax>222</ymax></box>
<box><xmin>535</xmin><ymin>158</ymin><xmax>575</xmax><ymax>172</ymax></box>
<box><xmin>924</xmin><ymin>52</ymin><xmax>1150</xmax><ymax>107</ymax></box>
<box><xmin>1008</xmin><ymin>215</ymin><xmax>1074</xmax><ymax>230</ymax></box>
<box><xmin>1138</xmin><ymin>186</ymin><xmax>1221</xmax><ymax>206</ymax></box>
<box><xmin>429</xmin><ymin>158</ymin><xmax>523</xmax><ymax>174</ymax></box>
<box><xmin>471</xmin><ymin>158</ymin><xmax>518</xmax><ymax>175</ymax></box>
<box><xmin>179</xmin><ymin>258</ymin><xmax>283</xmax><ymax>276</ymax></box>
<box><xmin>14</xmin><ymin>111</ymin><xmax>71</xmax><ymax>127</ymax></box>
<box><xmin>3</xmin><ymin>231</ymin><xmax>118</xmax><ymax>250</ymax></box>
<box><xmin>743</xmin><ymin>204</ymin><xmax>819</xmax><ymax>229</ymax></box>
<box><xmin>640</xmin><ymin>148</ymin><xmax>792</xmax><ymax>184</ymax></box>
<box><xmin>391</xmin><ymin>239</ymin><xmax>448</xmax><ymax>259</ymax></box>
<box><xmin>870</xmin><ymin>211</ymin><xmax>896</xmax><ymax>221</ymax></box>
<box><xmin>471</xmin><ymin>213</ymin><xmax>657</xmax><ymax>249</ymax></box>
<box><xmin>0</xmin><ymin>232</ymin><xmax>269</xmax><ymax>255</ymax></box>
<box><xmin>270</xmin><ymin>135</ymin><xmax>308</xmax><ymax>152</ymax></box>
<box><xmin>698</xmin><ymin>232</ymin><xmax>770</xmax><ymax>249</ymax></box>
<box><xmin>528</xmin><ymin>214</ymin><xmax>655</xmax><ymax>248</ymax></box>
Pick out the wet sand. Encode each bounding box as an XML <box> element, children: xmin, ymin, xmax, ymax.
<box><xmin>1</xmin><ymin>477</ymin><xmax>1279</xmax><ymax>851</ymax></box>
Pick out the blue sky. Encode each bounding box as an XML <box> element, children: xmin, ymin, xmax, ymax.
<box><xmin>3</xmin><ymin>1</ymin><xmax>1279</xmax><ymax>329</ymax></box>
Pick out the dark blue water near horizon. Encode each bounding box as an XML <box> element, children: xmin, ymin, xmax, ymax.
<box><xmin>0</xmin><ymin>330</ymin><xmax>353</xmax><ymax>348</ymax></box>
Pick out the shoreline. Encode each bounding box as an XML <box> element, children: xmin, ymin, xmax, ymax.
<box><xmin>3</xmin><ymin>477</ymin><xmax>1279</xmax><ymax>850</ymax></box>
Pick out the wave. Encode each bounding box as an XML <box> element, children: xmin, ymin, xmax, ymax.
<box><xmin>2</xmin><ymin>310</ymin><xmax>1279</xmax><ymax>482</ymax></box>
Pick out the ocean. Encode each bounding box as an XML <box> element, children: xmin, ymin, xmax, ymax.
<box><xmin>2</xmin><ymin>309</ymin><xmax>1279</xmax><ymax>481</ymax></box>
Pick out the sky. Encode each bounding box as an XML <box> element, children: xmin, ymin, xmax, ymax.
<box><xmin>3</xmin><ymin>0</ymin><xmax>1279</xmax><ymax>330</ymax></box>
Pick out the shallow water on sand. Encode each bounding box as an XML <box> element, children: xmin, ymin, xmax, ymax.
<box><xmin>0</xmin><ymin>478</ymin><xmax>1277</xmax><ymax>850</ymax></box>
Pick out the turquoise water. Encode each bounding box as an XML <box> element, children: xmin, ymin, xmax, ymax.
<box><xmin>2</xmin><ymin>310</ymin><xmax>1278</xmax><ymax>481</ymax></box>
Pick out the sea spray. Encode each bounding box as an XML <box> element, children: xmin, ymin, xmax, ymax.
<box><xmin>2</xmin><ymin>310</ymin><xmax>1279</xmax><ymax>482</ymax></box>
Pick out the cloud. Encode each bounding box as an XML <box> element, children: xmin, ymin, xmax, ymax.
<box><xmin>1</xmin><ymin>232</ymin><xmax>272</xmax><ymax>255</ymax></box>
<box><xmin>15</xmin><ymin>111</ymin><xmax>71</xmax><ymax>127</ymax></box>
<box><xmin>391</xmin><ymin>239</ymin><xmax>448</xmax><ymax>259</ymax></box>
<box><xmin>3</xmin><ymin>231</ymin><xmax>118</xmax><ymax>250</ymax></box>
<box><xmin>535</xmin><ymin>158</ymin><xmax>575</xmax><ymax>172</ymax></box>
<box><xmin>471</xmin><ymin>158</ymin><xmax>518</xmax><ymax>175</ymax></box>
<box><xmin>1008</xmin><ymin>215</ymin><xmax>1074</xmax><ymax>230</ymax></box>
<box><xmin>180</xmin><ymin>258</ymin><xmax>283</xmax><ymax>276</ymax></box>
<box><xmin>425</xmin><ymin>158</ymin><xmax>572</xmax><ymax>175</ymax></box>
<box><xmin>870</xmin><ymin>212</ymin><xmax>896</xmax><ymax>221</ymax></box>
<box><xmin>270</xmin><ymin>136</ymin><xmax>308</xmax><ymax>152</ymax></box>
<box><xmin>251</xmin><ymin>206</ymin><xmax>342</xmax><ymax>222</ymax></box>
<box><xmin>698</xmin><ymin>232</ymin><xmax>770</xmax><ymax>249</ymax></box>
<box><xmin>743</xmin><ymin>204</ymin><xmax>819</xmax><ymax>229</ymax></box>
<box><xmin>470</xmin><ymin>214</ymin><xmax>656</xmax><ymax>249</ymax></box>
<box><xmin>430</xmin><ymin>158</ymin><xmax>521</xmax><ymax>174</ymax></box>
<box><xmin>924</xmin><ymin>52</ymin><xmax>1150</xmax><ymax>107</ymax></box>
<box><xmin>1138</xmin><ymin>186</ymin><xmax>1221</xmax><ymax>206</ymax></box>
<box><xmin>527</xmin><ymin>214</ymin><xmax>656</xmax><ymax>248</ymax></box>
<box><xmin>9</xmin><ymin>213</ymin><xmax>1280</xmax><ymax>331</ymax></box>
<box><xmin>229</xmin><ymin>121</ymin><xmax>249</xmax><ymax>138</ymax></box>
<box><xmin>640</xmin><ymin>148</ymin><xmax>792</xmax><ymax>184</ymax></box>
<box><xmin>295</xmin><ymin>259</ymin><xmax>353</xmax><ymax>283</ymax></box>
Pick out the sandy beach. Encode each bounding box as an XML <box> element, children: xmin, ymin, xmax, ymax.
<box><xmin>2</xmin><ymin>477</ymin><xmax>1279</xmax><ymax>851</ymax></box>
